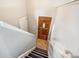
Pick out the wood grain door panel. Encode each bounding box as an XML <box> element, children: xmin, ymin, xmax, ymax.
<box><xmin>42</xmin><ymin>29</ymin><xmax>49</xmax><ymax>35</ymax></box>
<box><xmin>38</xmin><ymin>16</ymin><xmax>52</xmax><ymax>40</ymax></box>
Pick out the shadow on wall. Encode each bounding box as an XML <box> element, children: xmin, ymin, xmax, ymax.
<box><xmin>18</xmin><ymin>16</ymin><xmax>28</xmax><ymax>31</ymax></box>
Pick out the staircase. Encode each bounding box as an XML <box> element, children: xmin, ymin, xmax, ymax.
<box><xmin>25</xmin><ymin>47</ymin><xmax>48</xmax><ymax>58</ymax></box>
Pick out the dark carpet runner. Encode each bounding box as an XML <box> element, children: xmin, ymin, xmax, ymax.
<box><xmin>25</xmin><ymin>47</ymin><xmax>48</xmax><ymax>58</ymax></box>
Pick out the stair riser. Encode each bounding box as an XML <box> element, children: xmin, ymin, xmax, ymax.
<box><xmin>25</xmin><ymin>47</ymin><xmax>48</xmax><ymax>58</ymax></box>
<box><xmin>32</xmin><ymin>51</ymin><xmax>48</xmax><ymax>58</ymax></box>
<box><xmin>33</xmin><ymin>50</ymin><xmax>48</xmax><ymax>56</ymax></box>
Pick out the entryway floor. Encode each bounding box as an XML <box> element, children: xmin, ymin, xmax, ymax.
<box><xmin>36</xmin><ymin>39</ymin><xmax>48</xmax><ymax>50</ymax></box>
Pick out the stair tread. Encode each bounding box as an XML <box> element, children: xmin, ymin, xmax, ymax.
<box><xmin>33</xmin><ymin>49</ymin><xmax>48</xmax><ymax>55</ymax></box>
<box><xmin>25</xmin><ymin>55</ymin><xmax>31</xmax><ymax>58</ymax></box>
<box><xmin>35</xmin><ymin>47</ymin><xmax>47</xmax><ymax>53</ymax></box>
<box><xmin>31</xmin><ymin>51</ymin><xmax>48</xmax><ymax>58</ymax></box>
<box><xmin>29</xmin><ymin>53</ymin><xmax>43</xmax><ymax>58</ymax></box>
<box><xmin>25</xmin><ymin>47</ymin><xmax>48</xmax><ymax>58</ymax></box>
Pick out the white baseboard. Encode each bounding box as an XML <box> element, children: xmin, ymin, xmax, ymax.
<box><xmin>18</xmin><ymin>46</ymin><xmax>36</xmax><ymax>58</ymax></box>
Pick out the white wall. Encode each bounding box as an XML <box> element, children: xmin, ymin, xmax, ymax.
<box><xmin>18</xmin><ymin>17</ymin><xmax>28</xmax><ymax>31</ymax></box>
<box><xmin>0</xmin><ymin>0</ymin><xmax>73</xmax><ymax>34</ymax></box>
<box><xmin>51</xmin><ymin>1</ymin><xmax>79</xmax><ymax>57</ymax></box>
<box><xmin>0</xmin><ymin>0</ymin><xmax>27</xmax><ymax>29</ymax></box>
<box><xmin>44</xmin><ymin>0</ymin><xmax>74</xmax><ymax>7</ymax></box>
<box><xmin>26</xmin><ymin>0</ymin><xmax>74</xmax><ymax>34</ymax></box>
<box><xmin>27</xmin><ymin>0</ymin><xmax>56</xmax><ymax>34</ymax></box>
<box><xmin>0</xmin><ymin>22</ymin><xmax>35</xmax><ymax>58</ymax></box>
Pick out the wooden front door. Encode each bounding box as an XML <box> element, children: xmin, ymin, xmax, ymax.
<box><xmin>38</xmin><ymin>16</ymin><xmax>52</xmax><ymax>40</ymax></box>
